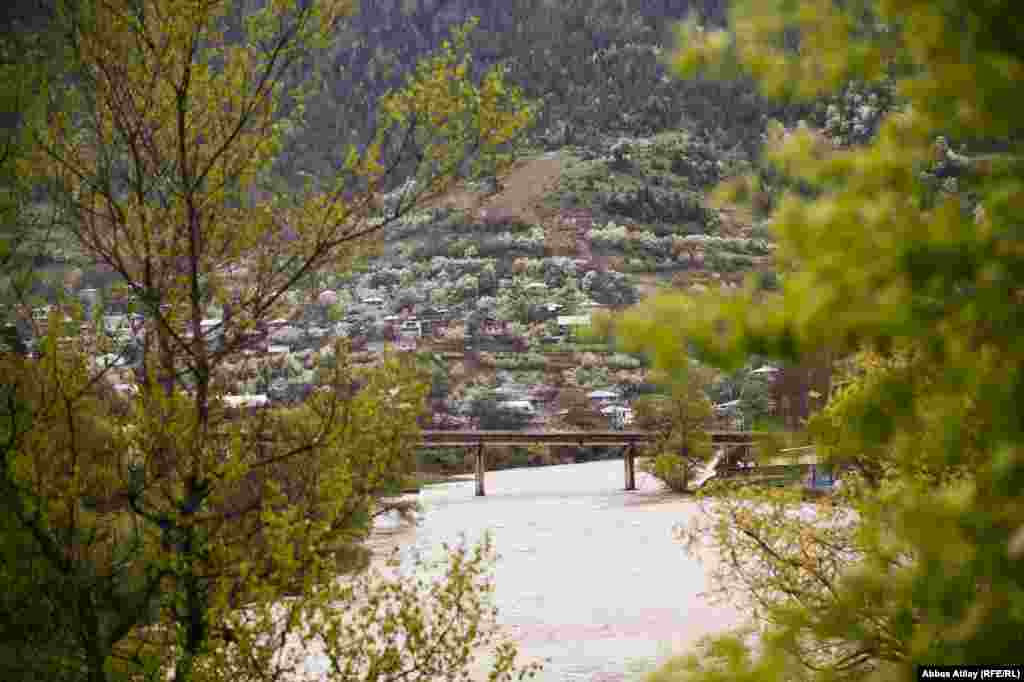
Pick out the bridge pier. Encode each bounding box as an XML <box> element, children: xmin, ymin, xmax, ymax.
<box><xmin>419</xmin><ymin>431</ymin><xmax>760</xmax><ymax>498</ymax></box>
<box><xmin>624</xmin><ymin>444</ymin><xmax>636</xmax><ymax>491</ymax></box>
<box><xmin>475</xmin><ymin>443</ymin><xmax>486</xmax><ymax>497</ymax></box>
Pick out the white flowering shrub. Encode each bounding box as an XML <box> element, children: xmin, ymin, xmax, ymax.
<box><xmin>818</xmin><ymin>83</ymin><xmax>892</xmax><ymax>147</ymax></box>
<box><xmin>574</xmin><ymin>365</ymin><xmax>610</xmax><ymax>388</ymax></box>
<box><xmin>673</xmin><ymin>234</ymin><xmax>772</xmax><ymax>256</ymax></box>
<box><xmin>428</xmin><ymin>285</ymin><xmax>451</xmax><ymax>306</ymax></box>
<box><xmin>607</xmin><ymin>353</ymin><xmax>642</xmax><ymax>369</ymax></box>
<box><xmin>589</xmin><ymin>221</ymin><xmax>629</xmax><ymax>246</ymax></box>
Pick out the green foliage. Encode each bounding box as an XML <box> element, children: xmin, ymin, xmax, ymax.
<box><xmin>196</xmin><ymin>534</ymin><xmax>541</xmax><ymax>682</ymax></box>
<box><xmin>622</xmin><ymin>1</ymin><xmax>1024</xmax><ymax>680</ymax></box>
<box><xmin>491</xmin><ymin>352</ymin><xmax>547</xmax><ymax>371</ymax></box>
<box><xmin>634</xmin><ymin>373</ymin><xmax>714</xmax><ymax>493</ymax></box>
<box><xmin>0</xmin><ymin>1</ymin><xmax>538</xmax><ymax>680</ymax></box>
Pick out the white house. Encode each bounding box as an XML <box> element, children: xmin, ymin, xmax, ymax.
<box><xmin>557</xmin><ymin>314</ymin><xmax>591</xmax><ymax>335</ymax></box>
<box><xmin>399</xmin><ymin>319</ymin><xmax>423</xmax><ymax>338</ymax></box>
<box><xmin>600</xmin><ymin>404</ymin><xmax>634</xmax><ymax>428</ymax></box>
<box><xmin>103</xmin><ymin>314</ymin><xmax>128</xmax><ymax>335</ymax></box>
<box><xmin>714</xmin><ymin>399</ymin><xmax>745</xmax><ymax>429</ymax></box>
<box><xmin>498</xmin><ymin>399</ymin><xmax>535</xmax><ymax>415</ymax></box>
<box><xmin>223</xmin><ymin>394</ymin><xmax>269</xmax><ymax>409</ymax></box>
<box><xmin>588</xmin><ymin>389</ymin><xmax>620</xmax><ymax>402</ymax></box>
<box><xmin>112</xmin><ymin>383</ymin><xmax>139</xmax><ymax>397</ymax></box>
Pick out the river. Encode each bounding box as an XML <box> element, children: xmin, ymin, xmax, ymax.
<box><xmin>371</xmin><ymin>459</ymin><xmax>742</xmax><ymax>682</ymax></box>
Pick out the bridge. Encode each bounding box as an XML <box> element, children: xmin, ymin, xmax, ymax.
<box><xmin>420</xmin><ymin>430</ymin><xmax>766</xmax><ymax>496</ymax></box>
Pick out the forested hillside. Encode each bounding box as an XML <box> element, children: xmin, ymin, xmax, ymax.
<box><xmin>277</xmin><ymin>0</ymin><xmax>811</xmax><ymax>184</ymax></box>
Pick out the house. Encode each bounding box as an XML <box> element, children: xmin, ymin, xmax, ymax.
<box><xmin>480</xmin><ymin>317</ymin><xmax>508</xmax><ymax>336</ymax></box>
<box><xmin>587</xmin><ymin>389</ymin><xmax>620</xmax><ymax>404</ymax></box>
<box><xmin>498</xmin><ymin>399</ymin><xmax>535</xmax><ymax>415</ymax></box>
<box><xmin>600</xmin><ymin>404</ymin><xmax>635</xmax><ymax>429</ymax></box>
<box><xmin>494</xmin><ymin>383</ymin><xmax>531</xmax><ymax>401</ymax></box>
<box><xmin>713</xmin><ymin>399</ymin><xmax>745</xmax><ymax>429</ymax></box>
<box><xmin>399</xmin><ymin>319</ymin><xmax>423</xmax><ymax>338</ymax></box>
<box><xmin>112</xmin><ymin>383</ymin><xmax>140</xmax><ymax>398</ymax></box>
<box><xmin>223</xmin><ymin>394</ymin><xmax>270</xmax><ymax>409</ymax></box>
<box><xmin>103</xmin><ymin>314</ymin><xmax>128</xmax><ymax>335</ymax></box>
<box><xmin>201</xmin><ymin>318</ymin><xmax>223</xmax><ymax>338</ymax></box>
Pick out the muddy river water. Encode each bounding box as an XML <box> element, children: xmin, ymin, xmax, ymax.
<box><xmin>370</xmin><ymin>460</ymin><xmax>742</xmax><ymax>682</ymax></box>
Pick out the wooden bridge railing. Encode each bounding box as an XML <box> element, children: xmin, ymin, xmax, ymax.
<box><xmin>418</xmin><ymin>430</ymin><xmax>767</xmax><ymax>496</ymax></box>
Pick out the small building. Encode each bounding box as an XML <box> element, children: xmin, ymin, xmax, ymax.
<box><xmin>396</xmin><ymin>333</ymin><xmax>418</xmax><ymax>352</ymax></box>
<box><xmin>494</xmin><ymin>383</ymin><xmax>531</xmax><ymax>401</ymax></box>
<box><xmin>103</xmin><ymin>314</ymin><xmax>128</xmax><ymax>335</ymax></box>
<box><xmin>713</xmin><ymin>399</ymin><xmax>744</xmax><ymax>429</ymax></box>
<box><xmin>480</xmin><ymin>317</ymin><xmax>508</xmax><ymax>336</ymax></box>
<box><xmin>112</xmin><ymin>383</ymin><xmax>140</xmax><ymax>397</ymax></box>
<box><xmin>498</xmin><ymin>399</ymin><xmax>535</xmax><ymax>415</ymax></box>
<box><xmin>587</xmin><ymin>389</ymin><xmax>620</xmax><ymax>403</ymax></box>
<box><xmin>399</xmin><ymin>319</ymin><xmax>423</xmax><ymax>338</ymax></box>
<box><xmin>223</xmin><ymin>394</ymin><xmax>270</xmax><ymax>410</ymax></box>
<box><xmin>600</xmin><ymin>404</ymin><xmax>634</xmax><ymax>429</ymax></box>
<box><xmin>200</xmin><ymin>318</ymin><xmax>223</xmax><ymax>341</ymax></box>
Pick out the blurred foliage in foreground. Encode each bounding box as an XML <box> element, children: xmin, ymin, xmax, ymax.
<box><xmin>0</xmin><ymin>0</ymin><xmax>538</xmax><ymax>679</ymax></box>
<box><xmin>616</xmin><ymin>0</ymin><xmax>1024</xmax><ymax>680</ymax></box>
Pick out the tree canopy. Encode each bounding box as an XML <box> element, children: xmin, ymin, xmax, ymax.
<box><xmin>618</xmin><ymin>0</ymin><xmax>1024</xmax><ymax>679</ymax></box>
<box><xmin>0</xmin><ymin>0</ymin><xmax>537</xmax><ymax>680</ymax></box>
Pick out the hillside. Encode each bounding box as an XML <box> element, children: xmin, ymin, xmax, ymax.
<box><xmin>325</xmin><ymin>126</ymin><xmax>786</xmax><ymax>475</ymax></box>
<box><xmin>2</xmin><ymin>0</ymin><xmax>821</xmax><ymax>473</ymax></box>
<box><xmin>278</xmin><ymin>0</ymin><xmax>814</xmax><ymax>185</ymax></box>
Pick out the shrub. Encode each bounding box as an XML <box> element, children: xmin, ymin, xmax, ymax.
<box><xmin>607</xmin><ymin>353</ymin><xmax>642</xmax><ymax>370</ymax></box>
<box><xmin>641</xmin><ymin>453</ymin><xmax>692</xmax><ymax>493</ymax></box>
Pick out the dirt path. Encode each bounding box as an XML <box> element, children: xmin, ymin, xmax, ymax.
<box><xmin>424</xmin><ymin>153</ymin><xmax>565</xmax><ymax>228</ymax></box>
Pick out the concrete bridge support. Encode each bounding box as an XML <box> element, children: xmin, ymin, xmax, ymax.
<box><xmin>624</xmin><ymin>444</ymin><xmax>636</xmax><ymax>491</ymax></box>
<box><xmin>475</xmin><ymin>442</ymin><xmax>486</xmax><ymax>497</ymax></box>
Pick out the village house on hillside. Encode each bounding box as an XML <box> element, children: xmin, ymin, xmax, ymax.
<box><xmin>479</xmin><ymin>317</ymin><xmax>509</xmax><ymax>336</ymax></box>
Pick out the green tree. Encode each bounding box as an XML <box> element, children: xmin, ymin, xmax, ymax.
<box><xmin>634</xmin><ymin>371</ymin><xmax>713</xmax><ymax>493</ymax></box>
<box><xmin>2</xmin><ymin>0</ymin><xmax>538</xmax><ymax>680</ymax></box>
<box><xmin>618</xmin><ymin>0</ymin><xmax>1024</xmax><ymax>679</ymax></box>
